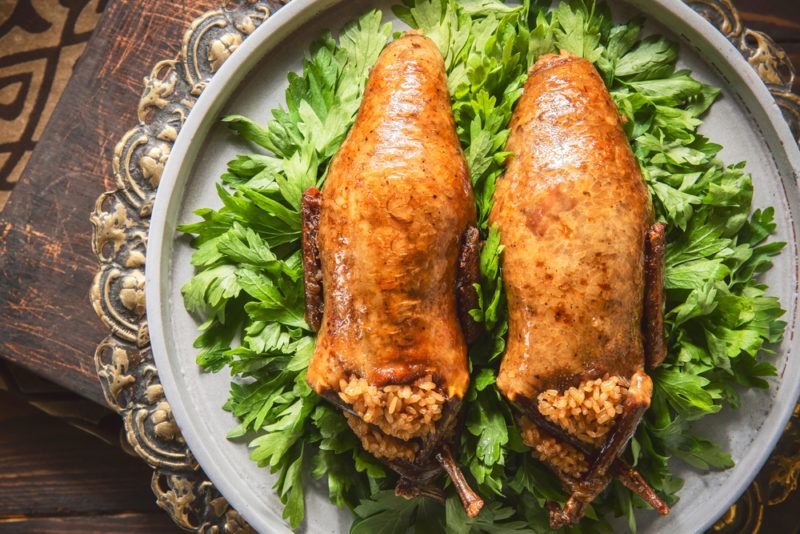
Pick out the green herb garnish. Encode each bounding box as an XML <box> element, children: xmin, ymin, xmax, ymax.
<box><xmin>179</xmin><ymin>1</ymin><xmax>786</xmax><ymax>531</ymax></box>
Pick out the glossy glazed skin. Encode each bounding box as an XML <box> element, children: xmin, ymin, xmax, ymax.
<box><xmin>305</xmin><ymin>31</ymin><xmax>475</xmax><ymax>400</ymax></box>
<box><xmin>492</xmin><ymin>53</ymin><xmax>652</xmax><ymax>403</ymax></box>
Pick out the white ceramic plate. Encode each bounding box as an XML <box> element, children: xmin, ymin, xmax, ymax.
<box><xmin>146</xmin><ymin>1</ymin><xmax>800</xmax><ymax>532</ymax></box>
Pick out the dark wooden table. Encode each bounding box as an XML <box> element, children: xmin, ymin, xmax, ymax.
<box><xmin>0</xmin><ymin>1</ymin><xmax>217</xmax><ymax>531</ymax></box>
<box><xmin>0</xmin><ymin>386</ymin><xmax>179</xmax><ymax>533</ymax></box>
<box><xmin>0</xmin><ymin>0</ymin><xmax>797</xmax><ymax>532</ymax></box>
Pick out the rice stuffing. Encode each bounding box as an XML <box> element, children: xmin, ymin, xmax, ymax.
<box><xmin>520</xmin><ymin>415</ymin><xmax>588</xmax><ymax>478</ymax></box>
<box><xmin>344</xmin><ymin>412</ymin><xmax>419</xmax><ymax>462</ymax></box>
<box><xmin>338</xmin><ymin>374</ymin><xmax>445</xmax><ymax>441</ymax></box>
<box><xmin>537</xmin><ymin>375</ymin><xmax>627</xmax><ymax>445</ymax></box>
<box><xmin>521</xmin><ymin>375</ymin><xmax>628</xmax><ymax>477</ymax></box>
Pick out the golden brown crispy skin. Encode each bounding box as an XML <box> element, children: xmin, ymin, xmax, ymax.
<box><xmin>306</xmin><ymin>31</ymin><xmax>475</xmax><ymax>399</ymax></box>
<box><xmin>491</xmin><ymin>53</ymin><xmax>652</xmax><ymax>401</ymax></box>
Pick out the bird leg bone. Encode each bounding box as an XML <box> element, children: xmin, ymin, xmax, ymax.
<box><xmin>339</xmin><ymin>397</ymin><xmax>482</xmax><ymax>517</ymax></box>
<box><xmin>435</xmin><ymin>444</ymin><xmax>484</xmax><ymax>518</ymax></box>
<box><xmin>549</xmin><ymin>370</ymin><xmax>654</xmax><ymax>528</ymax></box>
<box><xmin>392</xmin><ymin>444</ymin><xmax>484</xmax><ymax>517</ymax></box>
<box><xmin>525</xmin><ymin>407</ymin><xmax>668</xmax><ymax>516</ymax></box>
<box><xmin>549</xmin><ymin>221</ymin><xmax>667</xmax><ymax>526</ymax></box>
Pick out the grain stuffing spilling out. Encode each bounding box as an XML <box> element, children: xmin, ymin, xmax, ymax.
<box><xmin>344</xmin><ymin>413</ymin><xmax>419</xmax><ymax>463</ymax></box>
<box><xmin>337</xmin><ymin>374</ymin><xmax>446</xmax><ymax>460</ymax></box>
<box><xmin>521</xmin><ymin>375</ymin><xmax>628</xmax><ymax>477</ymax></box>
<box><xmin>520</xmin><ymin>416</ymin><xmax>588</xmax><ymax>478</ymax></box>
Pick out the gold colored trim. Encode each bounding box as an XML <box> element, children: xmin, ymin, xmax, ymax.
<box><xmin>685</xmin><ymin>0</ymin><xmax>799</xmax><ymax>141</ymax></box>
<box><xmin>88</xmin><ymin>0</ymin><xmax>799</xmax><ymax>532</ymax></box>
<box><xmin>89</xmin><ymin>2</ymin><xmax>281</xmax><ymax>531</ymax></box>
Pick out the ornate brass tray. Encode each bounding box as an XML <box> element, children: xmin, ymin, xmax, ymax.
<box><xmin>89</xmin><ymin>0</ymin><xmax>800</xmax><ymax>532</ymax></box>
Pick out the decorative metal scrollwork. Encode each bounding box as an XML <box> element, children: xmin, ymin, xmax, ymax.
<box><xmin>686</xmin><ymin>0</ymin><xmax>800</xmax><ymax>142</ymax></box>
<box><xmin>89</xmin><ymin>0</ymin><xmax>799</xmax><ymax>532</ymax></box>
<box><xmin>90</xmin><ymin>2</ymin><xmax>286</xmax><ymax>531</ymax></box>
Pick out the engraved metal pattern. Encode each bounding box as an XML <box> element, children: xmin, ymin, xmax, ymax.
<box><xmin>685</xmin><ymin>0</ymin><xmax>800</xmax><ymax>142</ymax></box>
<box><xmin>88</xmin><ymin>1</ymin><xmax>799</xmax><ymax>532</ymax></box>
<box><xmin>89</xmin><ymin>2</ymin><xmax>286</xmax><ymax>531</ymax></box>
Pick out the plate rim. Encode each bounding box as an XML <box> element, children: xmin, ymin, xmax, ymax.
<box><xmin>143</xmin><ymin>1</ymin><xmax>800</xmax><ymax>533</ymax></box>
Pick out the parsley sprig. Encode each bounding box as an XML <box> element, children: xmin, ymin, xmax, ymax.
<box><xmin>180</xmin><ymin>1</ymin><xmax>786</xmax><ymax>531</ymax></box>
<box><xmin>181</xmin><ymin>11</ymin><xmax>392</xmax><ymax>528</ymax></box>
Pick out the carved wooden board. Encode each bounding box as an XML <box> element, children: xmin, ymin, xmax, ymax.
<box><xmin>0</xmin><ymin>0</ymin><xmax>222</xmax><ymax>406</ymax></box>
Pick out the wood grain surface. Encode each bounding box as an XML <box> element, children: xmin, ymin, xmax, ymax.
<box><xmin>0</xmin><ymin>0</ymin><xmax>219</xmax><ymax>405</ymax></box>
<box><xmin>0</xmin><ymin>390</ymin><xmax>180</xmax><ymax>533</ymax></box>
<box><xmin>0</xmin><ymin>514</ymin><xmax>180</xmax><ymax>534</ymax></box>
<box><xmin>0</xmin><ymin>1</ymin><xmax>796</xmax><ymax>533</ymax></box>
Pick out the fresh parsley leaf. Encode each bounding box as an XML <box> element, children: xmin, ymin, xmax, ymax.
<box><xmin>351</xmin><ymin>491</ymin><xmax>442</xmax><ymax>534</ymax></box>
<box><xmin>614</xmin><ymin>36</ymin><xmax>678</xmax><ymax>80</ymax></box>
<box><xmin>181</xmin><ymin>1</ymin><xmax>787</xmax><ymax>531</ymax></box>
